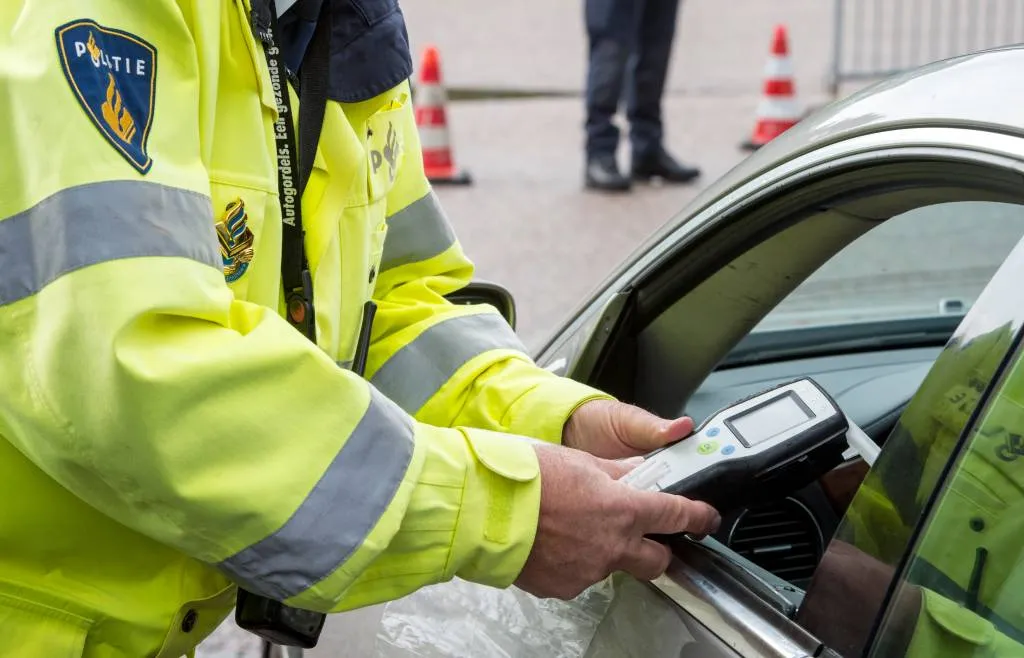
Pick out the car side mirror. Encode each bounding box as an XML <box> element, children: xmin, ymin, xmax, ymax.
<box><xmin>445</xmin><ymin>280</ymin><xmax>517</xmax><ymax>331</ymax></box>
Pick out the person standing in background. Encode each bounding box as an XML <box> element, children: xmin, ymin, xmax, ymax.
<box><xmin>583</xmin><ymin>0</ymin><xmax>701</xmax><ymax>192</ymax></box>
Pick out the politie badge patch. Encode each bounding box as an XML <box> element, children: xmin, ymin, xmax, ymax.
<box><xmin>55</xmin><ymin>20</ymin><xmax>157</xmax><ymax>174</ymax></box>
<box><xmin>216</xmin><ymin>199</ymin><xmax>255</xmax><ymax>283</ymax></box>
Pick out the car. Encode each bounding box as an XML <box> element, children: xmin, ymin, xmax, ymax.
<box><xmin>457</xmin><ymin>44</ymin><xmax>1024</xmax><ymax>657</ymax></box>
<box><xmin>244</xmin><ymin>44</ymin><xmax>1024</xmax><ymax>658</ymax></box>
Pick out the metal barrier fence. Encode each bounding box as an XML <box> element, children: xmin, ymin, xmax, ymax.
<box><xmin>829</xmin><ymin>0</ymin><xmax>1024</xmax><ymax>95</ymax></box>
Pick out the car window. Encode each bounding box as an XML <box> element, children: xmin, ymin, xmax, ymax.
<box><xmin>795</xmin><ymin>234</ymin><xmax>1024</xmax><ymax>657</ymax></box>
<box><xmin>867</xmin><ymin>335</ymin><xmax>1024</xmax><ymax>656</ymax></box>
<box><xmin>755</xmin><ymin>201</ymin><xmax>1024</xmax><ymax>332</ymax></box>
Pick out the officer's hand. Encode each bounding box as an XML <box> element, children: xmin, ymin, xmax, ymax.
<box><xmin>514</xmin><ymin>442</ymin><xmax>720</xmax><ymax>600</ymax></box>
<box><xmin>564</xmin><ymin>399</ymin><xmax>693</xmax><ymax>459</ymax></box>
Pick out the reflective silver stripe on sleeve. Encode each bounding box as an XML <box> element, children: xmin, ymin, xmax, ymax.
<box><xmin>379</xmin><ymin>190</ymin><xmax>456</xmax><ymax>272</ymax></box>
<box><xmin>217</xmin><ymin>387</ymin><xmax>415</xmax><ymax>601</ymax></box>
<box><xmin>0</xmin><ymin>181</ymin><xmax>220</xmax><ymax>304</ymax></box>
<box><xmin>371</xmin><ymin>312</ymin><xmax>528</xmax><ymax>414</ymax></box>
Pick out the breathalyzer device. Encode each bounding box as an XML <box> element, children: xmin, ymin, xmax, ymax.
<box><xmin>620</xmin><ymin>378</ymin><xmax>850</xmax><ymax>517</ymax></box>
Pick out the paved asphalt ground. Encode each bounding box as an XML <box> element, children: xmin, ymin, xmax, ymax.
<box><xmin>196</xmin><ymin>0</ymin><xmax>1024</xmax><ymax>656</ymax></box>
<box><xmin>400</xmin><ymin>0</ymin><xmax>839</xmax><ymax>351</ymax></box>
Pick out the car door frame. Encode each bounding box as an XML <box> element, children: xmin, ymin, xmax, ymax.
<box><xmin>535</xmin><ymin>128</ymin><xmax>1024</xmax><ymax>410</ymax></box>
<box><xmin>534</xmin><ymin>129</ymin><xmax>1024</xmax><ymax>657</ymax></box>
<box><xmin>646</xmin><ymin>167</ymin><xmax>1024</xmax><ymax>658</ymax></box>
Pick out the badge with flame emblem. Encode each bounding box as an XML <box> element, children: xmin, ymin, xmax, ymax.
<box><xmin>216</xmin><ymin>199</ymin><xmax>255</xmax><ymax>283</ymax></box>
<box><xmin>55</xmin><ymin>20</ymin><xmax>156</xmax><ymax>174</ymax></box>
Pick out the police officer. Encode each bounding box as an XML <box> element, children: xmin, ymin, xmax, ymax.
<box><xmin>0</xmin><ymin>1</ymin><xmax>718</xmax><ymax>655</ymax></box>
<box><xmin>583</xmin><ymin>0</ymin><xmax>701</xmax><ymax>192</ymax></box>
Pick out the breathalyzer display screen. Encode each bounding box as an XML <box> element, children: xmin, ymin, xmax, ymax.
<box><xmin>728</xmin><ymin>392</ymin><xmax>813</xmax><ymax>447</ymax></box>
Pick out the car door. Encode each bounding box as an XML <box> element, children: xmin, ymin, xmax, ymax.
<box><xmin>545</xmin><ymin>127</ymin><xmax>1024</xmax><ymax>657</ymax></box>
<box><xmin>865</xmin><ymin>342</ymin><xmax>1024</xmax><ymax>658</ymax></box>
<box><xmin>795</xmin><ymin>233</ymin><xmax>1024</xmax><ymax>657</ymax></box>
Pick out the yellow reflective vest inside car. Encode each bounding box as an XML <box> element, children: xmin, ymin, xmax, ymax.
<box><xmin>0</xmin><ymin>2</ymin><xmax>607</xmax><ymax>656</ymax></box>
<box><xmin>846</xmin><ymin>324</ymin><xmax>1024</xmax><ymax>655</ymax></box>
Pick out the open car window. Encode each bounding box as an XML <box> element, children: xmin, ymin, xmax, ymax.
<box><xmin>755</xmin><ymin>200</ymin><xmax>1024</xmax><ymax>333</ymax></box>
<box><xmin>795</xmin><ymin>236</ymin><xmax>1024</xmax><ymax>656</ymax></box>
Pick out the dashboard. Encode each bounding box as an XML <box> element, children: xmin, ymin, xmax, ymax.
<box><xmin>686</xmin><ymin>346</ymin><xmax>941</xmax><ymax>433</ymax></box>
<box><xmin>682</xmin><ymin>346</ymin><xmax>942</xmax><ymax>587</ymax></box>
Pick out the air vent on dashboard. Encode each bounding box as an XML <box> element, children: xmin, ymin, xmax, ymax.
<box><xmin>726</xmin><ymin>498</ymin><xmax>823</xmax><ymax>584</ymax></box>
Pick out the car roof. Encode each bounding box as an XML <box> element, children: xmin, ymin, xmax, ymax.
<box><xmin>669</xmin><ymin>45</ymin><xmax>1024</xmax><ymax>232</ymax></box>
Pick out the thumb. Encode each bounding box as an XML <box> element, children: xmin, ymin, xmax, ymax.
<box><xmin>612</xmin><ymin>404</ymin><xmax>695</xmax><ymax>452</ymax></box>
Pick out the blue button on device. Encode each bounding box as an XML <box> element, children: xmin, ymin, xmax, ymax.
<box><xmin>706</xmin><ymin>427</ymin><xmax>721</xmax><ymax>437</ymax></box>
<box><xmin>721</xmin><ymin>444</ymin><xmax>736</xmax><ymax>456</ymax></box>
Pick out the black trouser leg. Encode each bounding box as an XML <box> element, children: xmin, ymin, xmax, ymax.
<box><xmin>584</xmin><ymin>0</ymin><xmax>636</xmax><ymax>159</ymax></box>
<box><xmin>626</xmin><ymin>0</ymin><xmax>681</xmax><ymax>159</ymax></box>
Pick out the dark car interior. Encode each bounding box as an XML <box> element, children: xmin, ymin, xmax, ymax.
<box><xmin>682</xmin><ymin>337</ymin><xmax>943</xmax><ymax>590</ymax></box>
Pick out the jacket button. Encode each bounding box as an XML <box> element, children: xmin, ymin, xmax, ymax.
<box><xmin>970</xmin><ymin>517</ymin><xmax>985</xmax><ymax>532</ymax></box>
<box><xmin>181</xmin><ymin>609</ymin><xmax>198</xmax><ymax>633</ymax></box>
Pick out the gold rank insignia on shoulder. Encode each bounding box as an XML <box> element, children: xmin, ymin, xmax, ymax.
<box><xmin>216</xmin><ymin>198</ymin><xmax>255</xmax><ymax>283</ymax></box>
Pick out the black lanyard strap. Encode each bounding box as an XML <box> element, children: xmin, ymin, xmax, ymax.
<box><xmin>237</xmin><ymin>1</ymin><xmax>332</xmax><ymax>647</ymax></box>
<box><xmin>252</xmin><ymin>0</ymin><xmax>329</xmax><ymax>342</ymax></box>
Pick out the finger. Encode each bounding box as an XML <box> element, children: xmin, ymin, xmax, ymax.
<box><xmin>611</xmin><ymin>456</ymin><xmax>647</xmax><ymax>480</ymax></box>
<box><xmin>632</xmin><ymin>490</ymin><xmax>722</xmax><ymax>536</ymax></box>
<box><xmin>613</xmin><ymin>538</ymin><xmax>673</xmax><ymax>582</ymax></box>
<box><xmin>590</xmin><ymin>456</ymin><xmax>637</xmax><ymax>480</ymax></box>
<box><xmin>612</xmin><ymin>404</ymin><xmax>694</xmax><ymax>453</ymax></box>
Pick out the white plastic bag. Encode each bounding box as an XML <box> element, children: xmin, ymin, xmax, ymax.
<box><xmin>193</xmin><ymin>614</ymin><xmax>264</xmax><ymax>658</ymax></box>
<box><xmin>375</xmin><ymin>571</ymin><xmax>715</xmax><ymax>658</ymax></box>
<box><xmin>374</xmin><ymin>576</ymin><xmax>617</xmax><ymax>658</ymax></box>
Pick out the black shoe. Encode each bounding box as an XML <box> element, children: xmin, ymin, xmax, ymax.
<box><xmin>631</xmin><ymin>149</ymin><xmax>701</xmax><ymax>184</ymax></box>
<box><xmin>585</xmin><ymin>155</ymin><xmax>632</xmax><ymax>192</ymax></box>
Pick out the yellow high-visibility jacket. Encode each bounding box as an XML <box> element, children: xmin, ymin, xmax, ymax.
<box><xmin>0</xmin><ymin>2</ymin><xmax>607</xmax><ymax>656</ymax></box>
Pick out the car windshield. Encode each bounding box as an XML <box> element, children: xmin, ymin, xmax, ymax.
<box><xmin>752</xmin><ymin>201</ymin><xmax>1024</xmax><ymax>333</ymax></box>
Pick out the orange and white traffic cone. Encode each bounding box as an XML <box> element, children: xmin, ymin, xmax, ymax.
<box><xmin>741</xmin><ymin>25</ymin><xmax>801</xmax><ymax>151</ymax></box>
<box><xmin>414</xmin><ymin>45</ymin><xmax>472</xmax><ymax>185</ymax></box>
